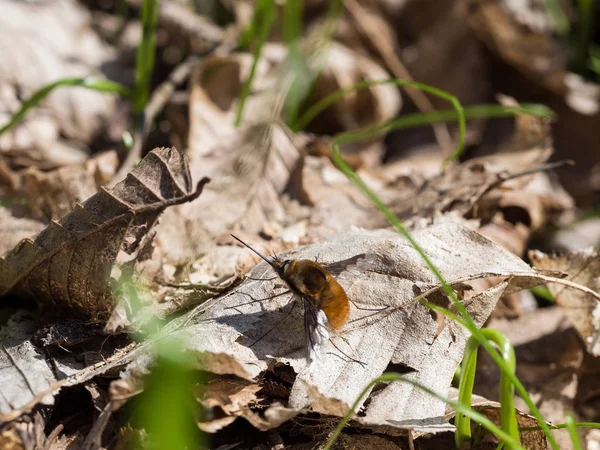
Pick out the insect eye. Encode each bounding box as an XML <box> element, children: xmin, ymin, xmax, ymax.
<box><xmin>282</xmin><ymin>259</ymin><xmax>291</xmax><ymax>273</ymax></box>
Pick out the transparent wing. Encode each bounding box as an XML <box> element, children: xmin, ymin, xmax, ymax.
<box><xmin>303</xmin><ymin>296</ymin><xmax>330</xmax><ymax>364</ymax></box>
<box><xmin>325</xmin><ymin>253</ymin><xmax>378</xmax><ymax>281</ymax></box>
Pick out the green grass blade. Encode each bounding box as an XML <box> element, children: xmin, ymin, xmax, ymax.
<box><xmin>455</xmin><ymin>336</ymin><xmax>480</xmax><ymax>447</ymax></box>
<box><xmin>282</xmin><ymin>0</ymin><xmax>305</xmax><ymax>123</ymax></box>
<box><xmin>322</xmin><ymin>373</ymin><xmax>526</xmax><ymax>450</ymax></box>
<box><xmin>493</xmin><ymin>330</ymin><xmax>519</xmax><ymax>446</ymax></box>
<box><xmin>293</xmin><ymin>79</ymin><xmax>465</xmax><ymax>165</ymax></box>
<box><xmin>544</xmin><ymin>0</ymin><xmax>570</xmax><ymax>36</ymax></box>
<box><xmin>234</xmin><ymin>0</ymin><xmax>277</xmax><ymax>126</ymax></box>
<box><xmin>283</xmin><ymin>0</ymin><xmax>303</xmax><ymax>45</ymax></box>
<box><xmin>589</xmin><ymin>44</ymin><xmax>600</xmax><ymax>74</ymax></box>
<box><xmin>329</xmin><ymin>104</ymin><xmax>552</xmax><ymax>152</ymax></box>
<box><xmin>455</xmin><ymin>330</ymin><xmax>519</xmax><ymax>448</ymax></box>
<box><xmin>135</xmin><ymin>337</ymin><xmax>204</xmax><ymax>450</ymax></box>
<box><xmin>0</xmin><ymin>77</ymin><xmax>131</xmax><ymax>137</ymax></box>
<box><xmin>530</xmin><ymin>285</ymin><xmax>555</xmax><ymax>302</ymax></box>
<box><xmin>566</xmin><ymin>413</ymin><xmax>583</xmax><ymax>450</ymax></box>
<box><xmin>134</xmin><ymin>0</ymin><xmax>159</xmax><ymax>114</ymax></box>
<box><xmin>329</xmin><ymin>91</ymin><xmax>560</xmax><ymax>448</ymax></box>
<box><xmin>575</xmin><ymin>0</ymin><xmax>596</xmax><ymax>73</ymax></box>
<box><xmin>239</xmin><ymin>0</ymin><xmax>274</xmax><ymax>50</ymax></box>
<box><xmin>292</xmin><ymin>78</ymin><xmax>552</xmax><ymax>135</ymax></box>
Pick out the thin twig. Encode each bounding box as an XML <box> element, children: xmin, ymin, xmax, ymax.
<box><xmin>415</xmin><ymin>271</ymin><xmax>600</xmax><ymax>304</ymax></box>
<box><xmin>44</xmin><ymin>424</ymin><xmax>64</xmax><ymax>450</ymax></box>
<box><xmin>345</xmin><ymin>0</ymin><xmax>455</xmax><ymax>157</ymax></box>
<box><xmin>486</xmin><ymin>159</ymin><xmax>575</xmax><ymax>191</ymax></box>
<box><xmin>408</xmin><ymin>429</ymin><xmax>415</xmax><ymax>450</ymax></box>
<box><xmin>81</xmin><ymin>403</ymin><xmax>113</xmax><ymax>450</ymax></box>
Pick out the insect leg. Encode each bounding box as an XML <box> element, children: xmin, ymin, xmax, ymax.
<box><xmin>225</xmin><ymin>289</ymin><xmax>291</xmax><ymax>310</ymax></box>
<box><xmin>349</xmin><ymin>298</ymin><xmax>390</xmax><ymax>312</ymax></box>
<box><xmin>245</xmin><ymin>275</ymin><xmax>279</xmax><ymax>281</ymax></box>
<box><xmin>248</xmin><ymin>299</ymin><xmax>297</xmax><ymax>348</ymax></box>
<box><xmin>326</xmin><ymin>338</ymin><xmax>366</xmax><ymax>367</ymax></box>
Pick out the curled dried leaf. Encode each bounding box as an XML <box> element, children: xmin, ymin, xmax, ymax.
<box><xmin>0</xmin><ymin>147</ymin><xmax>208</xmax><ymax>319</ymax></box>
<box><xmin>530</xmin><ymin>248</ymin><xmax>600</xmax><ymax>356</ymax></box>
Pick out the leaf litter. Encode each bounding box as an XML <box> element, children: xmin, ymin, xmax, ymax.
<box><xmin>1</xmin><ymin>1</ymin><xmax>600</xmax><ymax>448</ymax></box>
<box><xmin>0</xmin><ymin>147</ymin><xmax>208</xmax><ymax>319</ymax></box>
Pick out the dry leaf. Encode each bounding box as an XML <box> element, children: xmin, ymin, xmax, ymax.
<box><xmin>155</xmin><ymin>121</ymin><xmax>304</xmax><ymax>269</ymax></box>
<box><xmin>530</xmin><ymin>248</ymin><xmax>600</xmax><ymax>356</ymax></box>
<box><xmin>0</xmin><ymin>147</ymin><xmax>208</xmax><ymax>319</ymax></box>
<box><xmin>466</xmin><ymin>0</ymin><xmax>569</xmax><ymax>94</ymax></box>
<box><xmin>0</xmin><ymin>150</ymin><xmax>118</xmax><ymax>223</ymax></box>
<box><xmin>467</xmin><ymin>0</ymin><xmax>600</xmax><ymax>116</ymax></box>
<box><xmin>195</xmin><ymin>378</ymin><xmax>265</xmax><ymax>432</ymax></box>
<box><xmin>383</xmin><ymin>109</ymin><xmax>573</xmax><ymax>262</ymax></box>
<box><xmin>0</xmin><ymin>0</ymin><xmax>121</xmax><ymax>165</ymax></box>
<box><xmin>0</xmin><ymin>210</ymin><xmax>45</xmax><ymax>257</ymax></box>
<box><xmin>0</xmin><ymin>306</ymin><xmax>141</xmax><ymax>421</ymax></box>
<box><xmin>156</xmin><ymin>37</ymin><xmax>400</xmax><ymax>274</ymax></box>
<box><xmin>155</xmin><ymin>51</ymin><xmax>306</xmax><ymax>271</ymax></box>
<box><xmin>0</xmin><ymin>310</ymin><xmax>82</xmax><ymax>416</ymax></box>
<box><xmin>545</xmin><ymin>217</ymin><xmax>600</xmax><ymax>253</ymax></box>
<box><xmin>301</xmin><ymin>42</ymin><xmax>402</xmax><ymax>134</ymax></box>
<box><xmin>298</xmin><ymin>155</ymin><xmax>382</xmax><ymax>236</ymax></box>
<box><xmin>397</xmin><ymin>0</ymin><xmax>489</xmax><ymax>109</ymax></box>
<box><xmin>2</xmin><ymin>225</ymin><xmax>592</xmax><ymax>430</ymax></box>
<box><xmin>386</xmin><ymin>147</ymin><xmax>564</xmax><ymax>227</ymax></box>
<box><xmin>176</xmin><ymin>222</ymin><xmax>543</xmax><ymax>428</ymax></box>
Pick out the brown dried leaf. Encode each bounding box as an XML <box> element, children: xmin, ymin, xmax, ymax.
<box><xmin>0</xmin><ymin>150</ymin><xmax>118</xmax><ymax>223</ymax></box>
<box><xmin>0</xmin><ymin>310</ymin><xmax>84</xmax><ymax>417</ymax></box>
<box><xmin>467</xmin><ymin>0</ymin><xmax>600</xmax><ymax>117</ymax></box>
<box><xmin>0</xmin><ymin>425</ymin><xmax>24</xmax><ymax>450</ymax></box>
<box><xmin>3</xmin><ymin>228</ymin><xmax>594</xmax><ymax>430</ymax></box>
<box><xmin>302</xmin><ymin>41</ymin><xmax>402</xmax><ymax>134</ymax></box>
<box><xmin>530</xmin><ymin>248</ymin><xmax>600</xmax><ymax>355</ymax></box>
<box><xmin>155</xmin><ymin>52</ymin><xmax>305</xmax><ymax>270</ymax></box>
<box><xmin>0</xmin><ymin>147</ymin><xmax>208</xmax><ymax>319</ymax></box>
<box><xmin>298</xmin><ymin>155</ymin><xmax>382</xmax><ymax>236</ymax></box>
<box><xmin>466</xmin><ymin>0</ymin><xmax>569</xmax><ymax>94</ymax></box>
<box><xmin>386</xmin><ymin>145</ymin><xmax>573</xmax><ymax>236</ymax></box>
<box><xmin>194</xmin><ymin>378</ymin><xmax>262</xmax><ymax>432</ymax></box>
<box><xmin>0</xmin><ymin>210</ymin><xmax>45</xmax><ymax>257</ymax></box>
<box><xmin>0</xmin><ymin>0</ymin><xmax>121</xmax><ymax>165</ymax></box>
<box><xmin>156</xmin><ymin>121</ymin><xmax>304</xmax><ymax>269</ymax></box>
<box><xmin>396</xmin><ymin>0</ymin><xmax>489</xmax><ymax>111</ymax></box>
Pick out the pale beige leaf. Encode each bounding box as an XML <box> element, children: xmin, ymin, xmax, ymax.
<box><xmin>0</xmin><ymin>0</ymin><xmax>120</xmax><ymax>164</ymax></box>
<box><xmin>530</xmin><ymin>248</ymin><xmax>600</xmax><ymax>355</ymax></box>
<box><xmin>176</xmin><ymin>222</ymin><xmax>538</xmax><ymax>427</ymax></box>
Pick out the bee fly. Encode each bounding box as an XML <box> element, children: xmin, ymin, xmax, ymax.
<box><xmin>231</xmin><ymin>234</ymin><xmax>360</xmax><ymax>365</ymax></box>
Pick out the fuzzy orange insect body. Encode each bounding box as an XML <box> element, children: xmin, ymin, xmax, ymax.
<box><xmin>231</xmin><ymin>234</ymin><xmax>352</xmax><ymax>363</ymax></box>
<box><xmin>282</xmin><ymin>259</ymin><xmax>350</xmax><ymax>330</ymax></box>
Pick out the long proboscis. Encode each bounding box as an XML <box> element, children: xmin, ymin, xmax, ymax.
<box><xmin>230</xmin><ymin>234</ymin><xmax>278</xmax><ymax>269</ymax></box>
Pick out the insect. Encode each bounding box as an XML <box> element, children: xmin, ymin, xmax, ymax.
<box><xmin>231</xmin><ymin>234</ymin><xmax>355</xmax><ymax>364</ymax></box>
